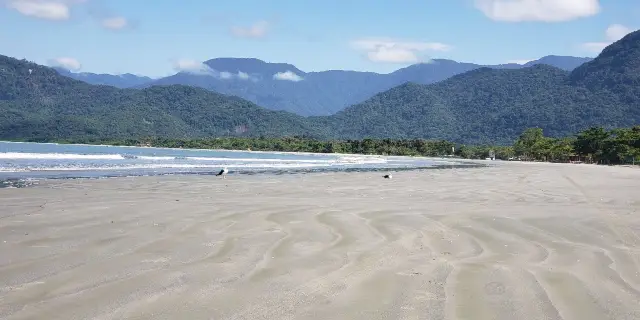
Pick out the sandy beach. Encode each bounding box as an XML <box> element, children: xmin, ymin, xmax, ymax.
<box><xmin>1</xmin><ymin>162</ymin><xmax>639</xmax><ymax>320</ymax></box>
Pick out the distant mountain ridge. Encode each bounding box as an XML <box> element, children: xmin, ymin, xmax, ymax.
<box><xmin>523</xmin><ymin>55</ymin><xmax>592</xmax><ymax>70</ymax></box>
<box><xmin>1</xmin><ymin>56</ymin><xmax>317</xmax><ymax>141</ymax></box>
<box><xmin>55</xmin><ymin>55</ymin><xmax>592</xmax><ymax>116</ymax></box>
<box><xmin>53</xmin><ymin>67</ymin><xmax>154</xmax><ymax>88</ymax></box>
<box><xmin>204</xmin><ymin>58</ymin><xmax>305</xmax><ymax>78</ymax></box>
<box><xmin>140</xmin><ymin>55</ymin><xmax>592</xmax><ymax>116</ymax></box>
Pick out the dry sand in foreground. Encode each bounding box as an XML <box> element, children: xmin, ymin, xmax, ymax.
<box><xmin>1</xmin><ymin>163</ymin><xmax>639</xmax><ymax>320</ymax></box>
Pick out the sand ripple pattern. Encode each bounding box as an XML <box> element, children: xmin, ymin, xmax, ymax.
<box><xmin>1</xmin><ymin>163</ymin><xmax>639</xmax><ymax>319</ymax></box>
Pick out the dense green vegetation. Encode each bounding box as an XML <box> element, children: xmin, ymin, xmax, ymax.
<box><xmin>512</xmin><ymin>126</ymin><xmax>640</xmax><ymax>164</ymax></box>
<box><xmin>324</xmin><ymin>30</ymin><xmax>640</xmax><ymax>144</ymax></box>
<box><xmin>47</xmin><ymin>126</ymin><xmax>639</xmax><ymax>165</ymax></box>
<box><xmin>328</xmin><ymin>66</ymin><xmax>636</xmax><ymax>144</ymax></box>
<box><xmin>0</xmin><ymin>56</ymin><xmax>321</xmax><ymax>141</ymax></box>
<box><xmin>0</xmin><ymin>30</ymin><xmax>638</xmax><ymax>144</ymax></box>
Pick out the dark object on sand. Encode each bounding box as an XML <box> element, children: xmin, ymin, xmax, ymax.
<box><xmin>217</xmin><ymin>167</ymin><xmax>229</xmax><ymax>179</ymax></box>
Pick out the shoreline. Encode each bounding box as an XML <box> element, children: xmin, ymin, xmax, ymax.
<box><xmin>0</xmin><ymin>139</ymin><xmax>467</xmax><ymax>161</ymax></box>
<box><xmin>0</xmin><ymin>161</ymin><xmax>489</xmax><ymax>188</ymax></box>
<box><xmin>2</xmin><ymin>155</ymin><xmax>636</xmax><ymax>189</ymax></box>
<box><xmin>2</xmin><ymin>140</ymin><xmax>637</xmax><ymax>169</ymax></box>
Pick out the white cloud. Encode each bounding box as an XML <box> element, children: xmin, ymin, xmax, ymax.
<box><xmin>48</xmin><ymin>57</ymin><xmax>81</xmax><ymax>71</ymax></box>
<box><xmin>172</xmin><ymin>59</ymin><xmax>215</xmax><ymax>75</ymax></box>
<box><xmin>219</xmin><ymin>71</ymin><xmax>233</xmax><ymax>79</ymax></box>
<box><xmin>172</xmin><ymin>60</ymin><xmax>257</xmax><ymax>80</ymax></box>
<box><xmin>350</xmin><ymin>38</ymin><xmax>451</xmax><ymax>64</ymax></box>
<box><xmin>101</xmin><ymin>16</ymin><xmax>128</xmax><ymax>30</ymax></box>
<box><xmin>506</xmin><ymin>59</ymin><xmax>534</xmax><ymax>64</ymax></box>
<box><xmin>582</xmin><ymin>24</ymin><xmax>634</xmax><ymax>53</ymax></box>
<box><xmin>273</xmin><ymin>70</ymin><xmax>303</xmax><ymax>82</ymax></box>
<box><xmin>4</xmin><ymin>0</ymin><xmax>84</xmax><ymax>20</ymax></box>
<box><xmin>581</xmin><ymin>42</ymin><xmax>609</xmax><ymax>52</ymax></box>
<box><xmin>368</xmin><ymin>47</ymin><xmax>419</xmax><ymax>63</ymax></box>
<box><xmin>83</xmin><ymin>1</ymin><xmax>132</xmax><ymax>30</ymax></box>
<box><xmin>604</xmin><ymin>24</ymin><xmax>632</xmax><ymax>41</ymax></box>
<box><xmin>230</xmin><ymin>20</ymin><xmax>269</xmax><ymax>38</ymax></box>
<box><xmin>474</xmin><ymin>0</ymin><xmax>600</xmax><ymax>22</ymax></box>
<box><xmin>218</xmin><ymin>71</ymin><xmax>254</xmax><ymax>81</ymax></box>
<box><xmin>227</xmin><ymin>71</ymin><xmax>255</xmax><ymax>81</ymax></box>
<box><xmin>237</xmin><ymin>71</ymin><xmax>250</xmax><ymax>80</ymax></box>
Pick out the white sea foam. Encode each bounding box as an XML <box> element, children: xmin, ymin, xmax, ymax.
<box><xmin>134</xmin><ymin>156</ymin><xmax>177</xmax><ymax>161</ymax></box>
<box><xmin>0</xmin><ymin>163</ymin><xmax>334</xmax><ymax>172</ymax></box>
<box><xmin>0</xmin><ymin>152</ymin><xmax>388</xmax><ymax>165</ymax></box>
<box><xmin>0</xmin><ymin>142</ymin><xmax>449</xmax><ymax>179</ymax></box>
<box><xmin>185</xmin><ymin>156</ymin><xmax>386</xmax><ymax>164</ymax></box>
<box><xmin>0</xmin><ymin>152</ymin><xmax>125</xmax><ymax>160</ymax></box>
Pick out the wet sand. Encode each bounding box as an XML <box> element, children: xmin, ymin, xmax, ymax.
<box><xmin>1</xmin><ymin>162</ymin><xmax>639</xmax><ymax>320</ymax></box>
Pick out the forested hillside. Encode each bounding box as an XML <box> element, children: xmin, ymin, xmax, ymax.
<box><xmin>323</xmin><ymin>31</ymin><xmax>640</xmax><ymax>144</ymax></box>
<box><xmin>0</xmin><ymin>56</ymin><xmax>320</xmax><ymax>141</ymax></box>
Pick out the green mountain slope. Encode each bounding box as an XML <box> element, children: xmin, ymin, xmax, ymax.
<box><xmin>323</xmin><ymin>31</ymin><xmax>640</xmax><ymax>144</ymax></box>
<box><xmin>569</xmin><ymin>30</ymin><xmax>640</xmax><ymax>100</ymax></box>
<box><xmin>0</xmin><ymin>56</ymin><xmax>320</xmax><ymax>141</ymax></box>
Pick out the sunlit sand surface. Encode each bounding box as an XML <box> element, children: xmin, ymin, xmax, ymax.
<box><xmin>1</xmin><ymin>162</ymin><xmax>639</xmax><ymax>320</ymax></box>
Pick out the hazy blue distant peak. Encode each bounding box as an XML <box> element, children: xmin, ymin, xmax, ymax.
<box><xmin>204</xmin><ymin>58</ymin><xmax>305</xmax><ymax>76</ymax></box>
<box><xmin>524</xmin><ymin>55</ymin><xmax>593</xmax><ymax>70</ymax></box>
<box><xmin>134</xmin><ymin>54</ymin><xmax>596</xmax><ymax>116</ymax></box>
<box><xmin>52</xmin><ymin>67</ymin><xmax>153</xmax><ymax>88</ymax></box>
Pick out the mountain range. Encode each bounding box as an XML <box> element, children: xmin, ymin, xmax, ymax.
<box><xmin>53</xmin><ymin>68</ymin><xmax>154</xmax><ymax>89</ymax></box>
<box><xmin>2</xmin><ymin>29</ymin><xmax>639</xmax><ymax>144</ymax></box>
<box><xmin>0</xmin><ymin>58</ymin><xmax>318</xmax><ymax>140</ymax></box>
<box><xmin>54</xmin><ymin>55</ymin><xmax>592</xmax><ymax>116</ymax></box>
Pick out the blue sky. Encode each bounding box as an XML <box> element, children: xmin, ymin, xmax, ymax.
<box><xmin>1</xmin><ymin>0</ymin><xmax>638</xmax><ymax>77</ymax></box>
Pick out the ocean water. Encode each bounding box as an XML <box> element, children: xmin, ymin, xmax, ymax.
<box><xmin>0</xmin><ymin>141</ymin><xmax>473</xmax><ymax>183</ymax></box>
